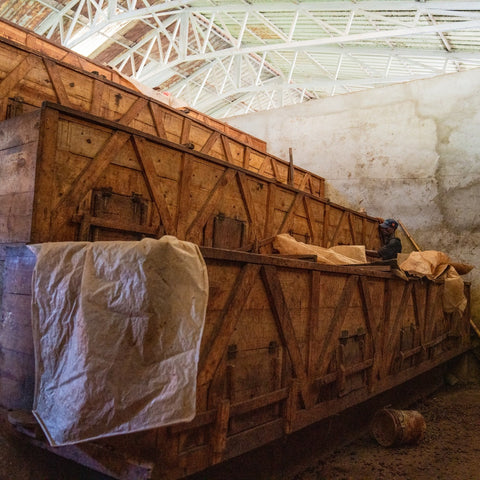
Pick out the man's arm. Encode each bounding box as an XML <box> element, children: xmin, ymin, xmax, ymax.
<box><xmin>378</xmin><ymin>238</ymin><xmax>402</xmax><ymax>260</ymax></box>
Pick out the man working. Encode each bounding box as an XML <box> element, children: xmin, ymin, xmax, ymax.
<box><xmin>367</xmin><ymin>218</ymin><xmax>402</xmax><ymax>260</ymax></box>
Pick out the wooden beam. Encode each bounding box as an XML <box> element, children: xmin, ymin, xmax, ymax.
<box><xmin>348</xmin><ymin>212</ymin><xmax>357</xmax><ymax>244</ymax></box>
<box><xmin>316</xmin><ymin>275</ymin><xmax>358</xmax><ymax>376</ymax></box>
<box><xmin>328</xmin><ymin>210</ymin><xmax>346</xmax><ymax>247</ymax></box>
<box><xmin>50</xmin><ymin>131</ymin><xmax>131</xmax><ymax>233</ymax></box>
<box><xmin>132</xmin><ymin>136</ymin><xmax>175</xmax><ymax>235</ymax></box>
<box><xmin>270</xmin><ymin>157</ymin><xmax>281</xmax><ymax>181</ymax></box>
<box><xmin>210</xmin><ymin>400</ymin><xmax>230</xmax><ymax>465</ymax></box>
<box><xmin>303</xmin><ymin>196</ymin><xmax>316</xmax><ymax>244</ymax></box>
<box><xmin>180</xmin><ymin>118</ymin><xmax>192</xmax><ymax>145</ymax></box>
<box><xmin>298</xmin><ymin>173</ymin><xmax>311</xmax><ymax>192</ymax></box>
<box><xmin>0</xmin><ymin>54</ymin><xmax>34</xmax><ymax>98</ymax></box>
<box><xmin>198</xmin><ymin>264</ymin><xmax>261</xmax><ymax>386</ymax></box>
<box><xmin>412</xmin><ymin>282</ymin><xmax>426</xmax><ymax>348</ymax></box>
<box><xmin>284</xmin><ymin>379</ymin><xmax>299</xmax><ymax>434</ymax></box>
<box><xmin>185</xmin><ymin>168</ymin><xmax>237</xmax><ymax>243</ymax></box>
<box><xmin>43</xmin><ymin>58</ymin><xmax>73</xmax><ymax>108</ymax></box>
<box><xmin>237</xmin><ymin>172</ymin><xmax>260</xmax><ymax>243</ymax></box>
<box><xmin>424</xmin><ymin>283</ymin><xmax>441</xmax><ymax>343</ymax></box>
<box><xmin>175</xmin><ymin>153</ymin><xmax>193</xmax><ymax>239</ymax></box>
<box><xmin>257</xmin><ymin>155</ymin><xmax>269</xmax><ymax>177</ymax></box>
<box><xmin>230</xmin><ymin>388</ymin><xmax>288</xmax><ymax>417</ymax></box>
<box><xmin>367</xmin><ymin>220</ymin><xmax>380</xmax><ymax>247</ymax></box>
<box><xmin>31</xmin><ymin>107</ymin><xmax>59</xmax><ymax>243</ymax></box>
<box><xmin>90</xmin><ymin>79</ymin><xmax>105</xmax><ymax>117</ymax></box>
<box><xmin>261</xmin><ymin>265</ymin><xmax>308</xmax><ymax>401</ymax></box>
<box><xmin>118</xmin><ymin>97</ymin><xmax>148</xmax><ymax>126</ymax></box>
<box><xmin>243</xmin><ymin>146</ymin><xmax>251</xmax><ymax>170</ymax></box>
<box><xmin>358</xmin><ymin>276</ymin><xmax>379</xmax><ymax>392</ymax></box>
<box><xmin>306</xmin><ymin>270</ymin><xmax>322</xmax><ymax>408</ymax></box>
<box><xmin>263</xmin><ymin>183</ymin><xmax>276</xmax><ymax>240</ymax></box>
<box><xmin>200</xmin><ymin>131</ymin><xmax>220</xmax><ymax>154</ymax></box>
<box><xmin>277</xmin><ymin>192</ymin><xmax>304</xmax><ymax>235</ymax></box>
<box><xmin>71</xmin><ymin>214</ymin><xmax>158</xmax><ymax>237</ymax></box>
<box><xmin>361</xmin><ymin>216</ymin><xmax>367</xmax><ymax>246</ymax></box>
<box><xmin>149</xmin><ymin>102</ymin><xmax>167</xmax><ymax>138</ymax></box>
<box><xmin>220</xmin><ymin>135</ymin><xmax>234</xmax><ymax>164</ymax></box>
<box><xmin>288</xmin><ymin>147</ymin><xmax>295</xmax><ymax>187</ymax></box>
<box><xmin>322</xmin><ymin>203</ymin><xmax>330</xmax><ymax>248</ymax></box>
<box><xmin>399</xmin><ymin>220</ymin><xmax>422</xmax><ymax>251</ymax></box>
<box><xmin>384</xmin><ymin>282</ymin><xmax>413</xmax><ymax>374</ymax></box>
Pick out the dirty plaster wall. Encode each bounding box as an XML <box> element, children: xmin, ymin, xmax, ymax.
<box><xmin>227</xmin><ymin>69</ymin><xmax>480</xmax><ymax>321</ymax></box>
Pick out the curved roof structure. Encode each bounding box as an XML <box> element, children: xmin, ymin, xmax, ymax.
<box><xmin>1</xmin><ymin>1</ymin><xmax>480</xmax><ymax>117</ymax></box>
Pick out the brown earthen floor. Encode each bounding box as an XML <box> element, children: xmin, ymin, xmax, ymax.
<box><xmin>1</xmin><ymin>381</ymin><xmax>480</xmax><ymax>480</ymax></box>
<box><xmin>291</xmin><ymin>382</ymin><xmax>480</xmax><ymax>480</ymax></box>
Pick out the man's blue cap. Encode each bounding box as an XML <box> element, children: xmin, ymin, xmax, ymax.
<box><xmin>380</xmin><ymin>218</ymin><xmax>398</xmax><ymax>229</ymax></box>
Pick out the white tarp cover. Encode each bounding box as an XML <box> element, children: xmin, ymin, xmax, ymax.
<box><xmin>29</xmin><ymin>237</ymin><xmax>208</xmax><ymax>446</ymax></box>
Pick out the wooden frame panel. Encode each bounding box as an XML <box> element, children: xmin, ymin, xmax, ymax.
<box><xmin>2</xmin><ymin>103</ymin><xmax>382</xmax><ymax>250</ymax></box>
<box><xmin>0</xmin><ymin>24</ymin><xmax>325</xmax><ymax>198</ymax></box>
<box><xmin>0</xmin><ymin>246</ymin><xmax>471</xmax><ymax>479</ymax></box>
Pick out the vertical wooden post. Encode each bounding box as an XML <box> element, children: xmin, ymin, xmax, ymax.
<box><xmin>243</xmin><ymin>146</ymin><xmax>251</xmax><ymax>169</ymax></box>
<box><xmin>322</xmin><ymin>203</ymin><xmax>331</xmax><ymax>247</ymax></box>
<box><xmin>336</xmin><ymin>344</ymin><xmax>346</xmax><ymax>395</ymax></box>
<box><xmin>176</xmin><ymin>153</ymin><xmax>192</xmax><ymax>238</ymax></box>
<box><xmin>180</xmin><ymin>118</ymin><xmax>192</xmax><ymax>145</ymax></box>
<box><xmin>303</xmin><ymin>197</ymin><xmax>317</xmax><ymax>244</ymax></box>
<box><xmin>284</xmin><ymin>379</ymin><xmax>299</xmax><ymax>435</ymax></box>
<box><xmin>288</xmin><ymin>147</ymin><xmax>295</xmax><ymax>187</ymax></box>
<box><xmin>31</xmin><ymin>107</ymin><xmax>60</xmax><ymax>243</ymax></box>
<box><xmin>263</xmin><ymin>184</ymin><xmax>276</xmax><ymax>241</ymax></box>
<box><xmin>43</xmin><ymin>58</ymin><xmax>73</xmax><ymax>108</ymax></box>
<box><xmin>210</xmin><ymin>399</ymin><xmax>230</xmax><ymax>465</ymax></box>
<box><xmin>0</xmin><ymin>97</ymin><xmax>8</xmax><ymax>120</ymax></box>
<box><xmin>90</xmin><ymin>79</ymin><xmax>106</xmax><ymax>116</ymax></box>
<box><xmin>306</xmin><ymin>270</ymin><xmax>321</xmax><ymax>408</ymax></box>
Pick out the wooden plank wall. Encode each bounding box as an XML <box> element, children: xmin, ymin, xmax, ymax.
<box><xmin>6</xmin><ymin>103</ymin><xmax>380</xmax><ymax>249</ymax></box>
<box><xmin>0</xmin><ymin>18</ymin><xmax>134</xmax><ymax>89</ymax></box>
<box><xmin>0</xmin><ymin>111</ymin><xmax>39</xmax><ymax>243</ymax></box>
<box><xmin>0</xmin><ymin>247</ymin><xmax>470</xmax><ymax>479</ymax></box>
<box><xmin>0</xmin><ymin>22</ymin><xmax>325</xmax><ymax>198</ymax></box>
<box><xmin>0</xmin><ymin>18</ymin><xmax>267</xmax><ymax>153</ymax></box>
<box><xmin>0</xmin><ymin>246</ymin><xmax>36</xmax><ymax>410</ymax></box>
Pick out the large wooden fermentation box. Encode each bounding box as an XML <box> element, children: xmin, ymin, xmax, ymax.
<box><xmin>0</xmin><ymin>102</ymin><xmax>380</xmax><ymax>249</ymax></box>
<box><xmin>0</xmin><ymin>247</ymin><xmax>472</xmax><ymax>479</ymax></box>
<box><xmin>0</xmin><ymin>18</ymin><xmax>326</xmax><ymax>198</ymax></box>
<box><xmin>0</xmin><ymin>102</ymin><xmax>472</xmax><ymax>479</ymax></box>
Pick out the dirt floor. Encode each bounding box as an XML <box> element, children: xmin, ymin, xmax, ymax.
<box><xmin>291</xmin><ymin>382</ymin><xmax>480</xmax><ymax>480</ymax></box>
<box><xmin>1</xmin><ymin>379</ymin><xmax>480</xmax><ymax>480</ymax></box>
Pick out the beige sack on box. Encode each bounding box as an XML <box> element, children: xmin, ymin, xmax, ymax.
<box><xmin>29</xmin><ymin>237</ymin><xmax>208</xmax><ymax>446</ymax></box>
<box><xmin>399</xmin><ymin>250</ymin><xmax>468</xmax><ymax>314</ymax></box>
<box><xmin>273</xmin><ymin>233</ymin><xmax>367</xmax><ymax>265</ymax></box>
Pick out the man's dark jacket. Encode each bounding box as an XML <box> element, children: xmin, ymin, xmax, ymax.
<box><xmin>378</xmin><ymin>236</ymin><xmax>402</xmax><ymax>260</ymax></box>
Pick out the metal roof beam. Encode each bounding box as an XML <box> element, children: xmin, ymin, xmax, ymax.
<box><xmin>139</xmin><ymin>19</ymin><xmax>480</xmax><ymax>75</ymax></box>
<box><xmin>168</xmin><ymin>3</ymin><xmax>480</xmax><ymax>14</ymax></box>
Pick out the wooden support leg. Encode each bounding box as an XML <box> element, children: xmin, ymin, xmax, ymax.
<box><xmin>336</xmin><ymin>344</ymin><xmax>346</xmax><ymax>396</ymax></box>
<box><xmin>210</xmin><ymin>400</ymin><xmax>230</xmax><ymax>465</ymax></box>
<box><xmin>284</xmin><ymin>379</ymin><xmax>299</xmax><ymax>435</ymax></box>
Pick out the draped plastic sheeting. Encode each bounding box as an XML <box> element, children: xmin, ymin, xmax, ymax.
<box><xmin>29</xmin><ymin>237</ymin><xmax>208</xmax><ymax>446</ymax></box>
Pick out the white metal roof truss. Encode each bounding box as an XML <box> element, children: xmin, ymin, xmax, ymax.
<box><xmin>1</xmin><ymin>1</ymin><xmax>480</xmax><ymax>117</ymax></box>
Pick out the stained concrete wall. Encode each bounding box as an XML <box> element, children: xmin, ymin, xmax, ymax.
<box><xmin>227</xmin><ymin>69</ymin><xmax>480</xmax><ymax>321</ymax></box>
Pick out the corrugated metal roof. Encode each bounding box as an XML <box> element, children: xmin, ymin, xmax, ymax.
<box><xmin>1</xmin><ymin>0</ymin><xmax>480</xmax><ymax>118</ymax></box>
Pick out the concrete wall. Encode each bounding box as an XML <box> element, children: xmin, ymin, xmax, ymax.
<box><xmin>227</xmin><ymin>69</ymin><xmax>480</xmax><ymax>321</ymax></box>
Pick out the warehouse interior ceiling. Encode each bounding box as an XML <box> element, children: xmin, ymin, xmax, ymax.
<box><xmin>1</xmin><ymin>1</ymin><xmax>480</xmax><ymax>118</ymax></box>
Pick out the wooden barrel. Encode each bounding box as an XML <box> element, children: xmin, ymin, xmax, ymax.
<box><xmin>371</xmin><ymin>409</ymin><xmax>426</xmax><ymax>447</ymax></box>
